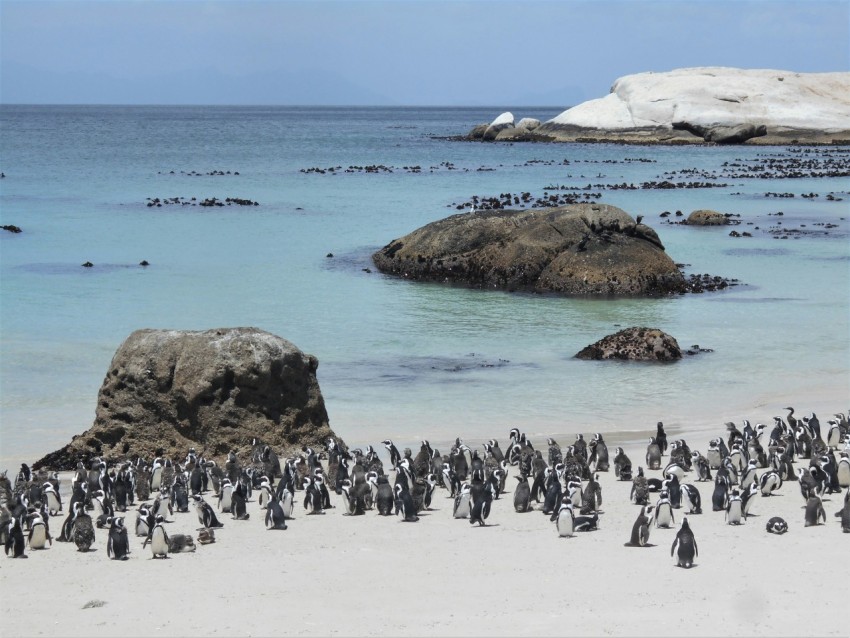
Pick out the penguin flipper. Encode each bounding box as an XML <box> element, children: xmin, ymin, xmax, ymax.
<box><xmin>670</xmin><ymin>537</ymin><xmax>678</xmax><ymax>557</ymax></box>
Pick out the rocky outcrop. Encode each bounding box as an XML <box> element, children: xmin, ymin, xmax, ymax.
<box><xmin>34</xmin><ymin>327</ymin><xmax>341</xmax><ymax>469</ymax></box>
<box><xmin>575</xmin><ymin>327</ymin><xmax>682</xmax><ymax>361</ymax></box>
<box><xmin>529</xmin><ymin>68</ymin><xmax>850</xmax><ymax>145</ymax></box>
<box><xmin>687</xmin><ymin>210</ymin><xmax>729</xmax><ymax>226</ymax></box>
<box><xmin>372</xmin><ymin>204</ymin><xmax>689</xmax><ymax>296</ymax></box>
<box><xmin>482</xmin><ymin>112</ymin><xmax>515</xmax><ymax>140</ymax></box>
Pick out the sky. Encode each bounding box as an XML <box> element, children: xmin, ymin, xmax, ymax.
<box><xmin>1</xmin><ymin>0</ymin><xmax>848</xmax><ymax>106</ymax></box>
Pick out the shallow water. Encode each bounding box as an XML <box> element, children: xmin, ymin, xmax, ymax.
<box><xmin>1</xmin><ymin>105</ymin><xmax>848</xmax><ymax>466</ymax></box>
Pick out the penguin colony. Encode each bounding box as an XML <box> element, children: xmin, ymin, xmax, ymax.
<box><xmin>3</xmin><ymin>410</ymin><xmax>848</xmax><ymax>566</ymax></box>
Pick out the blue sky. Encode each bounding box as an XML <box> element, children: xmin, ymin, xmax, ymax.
<box><xmin>1</xmin><ymin>0</ymin><xmax>848</xmax><ymax>105</ymax></box>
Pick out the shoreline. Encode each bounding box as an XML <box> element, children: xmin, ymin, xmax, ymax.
<box><xmin>1</xmin><ymin>405</ymin><xmax>847</xmax><ymax>638</ymax></box>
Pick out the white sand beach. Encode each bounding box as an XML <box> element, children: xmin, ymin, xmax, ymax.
<box><xmin>1</xmin><ymin>407</ymin><xmax>848</xmax><ymax>638</ymax></box>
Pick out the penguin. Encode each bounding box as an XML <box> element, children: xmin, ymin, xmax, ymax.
<box><xmin>803</xmin><ymin>495</ymin><xmax>826</xmax><ymax>527</ymax></box>
<box><xmin>167</xmin><ymin>534</ymin><xmax>196</xmax><ymax>553</ymax></box>
<box><xmin>135</xmin><ymin>506</ymin><xmax>154</xmax><ymax>538</ymax></box>
<box><xmin>5</xmin><ymin>516</ymin><xmax>26</xmax><ymax>558</ymax></box>
<box><xmin>27</xmin><ymin>512</ymin><xmax>52</xmax><ymax>549</ymax></box>
<box><xmin>654</xmin><ymin>490</ymin><xmax>675</xmax><ymax>528</ymax></box>
<box><xmin>726</xmin><ymin>489</ymin><xmax>744</xmax><ymax>525</ymax></box>
<box><xmin>230</xmin><ymin>480</ymin><xmax>250</xmax><ymax>520</ymax></box>
<box><xmin>692</xmin><ymin>452</ymin><xmax>712</xmax><ymax>482</ymax></box>
<box><xmin>541</xmin><ymin>470</ymin><xmax>562</xmax><ymax>515</ymax></box>
<box><xmin>573</xmin><ymin>512</ymin><xmax>599</xmax><ymax>532</ymax></box>
<box><xmin>71</xmin><ymin>502</ymin><xmax>95</xmax><ymax>552</ymax></box>
<box><xmin>551</xmin><ymin>499</ymin><xmax>574</xmax><ymax>537</ymax></box>
<box><xmin>302</xmin><ymin>477</ymin><xmax>324</xmax><ymax>515</ymax></box>
<box><xmin>394</xmin><ymin>483</ymin><xmax>419</xmax><ymax>522</ymax></box>
<box><xmin>765</xmin><ymin>517</ymin><xmax>788</xmax><ymax>535</ymax></box>
<box><xmin>453</xmin><ymin>482</ymin><xmax>471</xmax><ymax>519</ymax></box>
<box><xmin>192</xmin><ymin>496</ymin><xmax>223</xmax><ymax>529</ymax></box>
<box><xmin>706</xmin><ymin>438</ymin><xmax>724</xmax><ymax>470</ymax></box>
<box><xmin>613</xmin><ymin>447</ymin><xmax>632</xmax><ymax>480</ymax></box>
<box><xmin>840</xmin><ymin>488</ymin><xmax>850</xmax><ymax>533</ymax></box>
<box><xmin>741</xmin><ymin>481</ymin><xmax>759</xmax><ymax>519</ymax></box>
<box><xmin>264</xmin><ymin>498</ymin><xmax>288</xmax><ymax>530</ymax></box>
<box><xmin>375</xmin><ymin>475</ymin><xmax>394</xmax><ymax>516</ymax></box>
<box><xmin>513</xmin><ymin>475</ymin><xmax>531</xmax><ymax>513</ymax></box>
<box><xmin>797</xmin><ymin>467</ymin><xmax>820</xmax><ymax>501</ymax></box>
<box><xmin>339</xmin><ymin>479</ymin><xmax>365</xmax><ymax>516</ymax></box>
<box><xmin>630</xmin><ymin>467</ymin><xmax>649</xmax><ymax>505</ymax></box>
<box><xmin>826</xmin><ymin>420</ymin><xmax>844</xmax><ymax>450</ymax></box>
<box><xmin>656</xmin><ymin>422</ymin><xmax>668</xmax><ymax>455</ymax></box>
<box><xmin>143</xmin><ymin>515</ymin><xmax>169</xmax><ymax>558</ymax></box>
<box><xmin>740</xmin><ymin>459</ymin><xmax>759</xmax><ymax>489</ymax></box>
<box><xmin>627</xmin><ymin>505</ymin><xmax>654</xmax><ymax>547</ymax></box>
<box><xmin>680</xmin><ymin>484</ymin><xmax>702</xmax><ymax>515</ymax></box>
<box><xmin>106</xmin><ymin>517</ymin><xmax>130</xmax><ymax>559</ymax></box>
<box><xmin>646</xmin><ymin>437</ymin><xmax>662</xmax><ymax>470</ymax></box>
<box><xmin>257</xmin><ymin>479</ymin><xmax>273</xmax><ymax>510</ymax></box>
<box><xmin>581</xmin><ymin>473</ymin><xmax>602</xmax><ymax>515</ymax></box>
<box><xmin>759</xmin><ymin>470</ymin><xmax>782</xmax><ymax>497</ymax></box>
<box><xmin>663</xmin><ymin>461</ymin><xmax>686</xmax><ymax>484</ymax></box>
<box><xmin>43</xmin><ymin>483</ymin><xmax>62</xmax><ymax>516</ymax></box>
<box><xmin>217</xmin><ymin>479</ymin><xmax>233</xmax><ymax>513</ymax></box>
<box><xmin>837</xmin><ymin>452</ymin><xmax>850</xmax><ymax>488</ymax></box>
<box><xmin>671</xmin><ymin>517</ymin><xmax>698</xmax><ymax>568</ymax></box>
<box><xmin>546</xmin><ymin>438</ymin><xmax>563</xmax><ymax>467</ymax></box>
<box><xmin>712</xmin><ymin>475</ymin><xmax>729</xmax><ymax>512</ymax></box>
<box><xmin>382</xmin><ymin>439</ymin><xmax>401</xmax><ymax>470</ymax></box>
<box><xmin>588</xmin><ymin>433</ymin><xmax>609</xmax><ymax>472</ymax></box>
<box><xmin>280</xmin><ymin>483</ymin><xmax>295</xmax><ymax>519</ymax></box>
<box><xmin>469</xmin><ymin>478</ymin><xmax>493</xmax><ymax>527</ymax></box>
<box><xmin>664</xmin><ymin>474</ymin><xmax>682</xmax><ymax>509</ymax></box>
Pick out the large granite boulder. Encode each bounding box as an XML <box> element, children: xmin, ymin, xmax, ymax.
<box><xmin>372</xmin><ymin>204</ymin><xmax>688</xmax><ymax>295</ymax></box>
<box><xmin>575</xmin><ymin>327</ymin><xmax>682</xmax><ymax>361</ymax></box>
<box><xmin>482</xmin><ymin>111</ymin><xmax>515</xmax><ymax>140</ymax></box>
<box><xmin>531</xmin><ymin>67</ymin><xmax>850</xmax><ymax>144</ymax></box>
<box><xmin>34</xmin><ymin>327</ymin><xmax>341</xmax><ymax>469</ymax></box>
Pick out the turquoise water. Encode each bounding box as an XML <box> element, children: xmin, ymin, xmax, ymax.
<box><xmin>1</xmin><ymin>105</ymin><xmax>848</xmax><ymax>467</ymax></box>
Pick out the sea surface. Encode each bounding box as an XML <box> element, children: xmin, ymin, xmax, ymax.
<box><xmin>1</xmin><ymin>105</ymin><xmax>848</xmax><ymax>467</ymax></box>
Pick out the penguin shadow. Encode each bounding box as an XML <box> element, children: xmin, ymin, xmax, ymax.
<box><xmin>674</xmin><ymin>563</ymin><xmax>699</xmax><ymax>569</ymax></box>
<box><xmin>623</xmin><ymin>542</ymin><xmax>656</xmax><ymax>548</ymax></box>
<box><xmin>471</xmin><ymin>523</ymin><xmax>500</xmax><ymax>528</ymax></box>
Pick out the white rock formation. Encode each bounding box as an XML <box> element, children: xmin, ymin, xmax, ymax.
<box><xmin>483</xmin><ymin>111</ymin><xmax>515</xmax><ymax>140</ymax></box>
<box><xmin>516</xmin><ymin>117</ymin><xmax>541</xmax><ymax>131</ymax></box>
<box><xmin>539</xmin><ymin>67</ymin><xmax>850</xmax><ymax>142</ymax></box>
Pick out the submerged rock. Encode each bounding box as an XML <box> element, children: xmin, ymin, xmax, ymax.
<box><xmin>34</xmin><ymin>327</ymin><xmax>341</xmax><ymax>469</ymax></box>
<box><xmin>372</xmin><ymin>203</ymin><xmax>687</xmax><ymax>296</ymax></box>
<box><xmin>575</xmin><ymin>327</ymin><xmax>682</xmax><ymax>361</ymax></box>
<box><xmin>686</xmin><ymin>210</ymin><xmax>729</xmax><ymax>226</ymax></box>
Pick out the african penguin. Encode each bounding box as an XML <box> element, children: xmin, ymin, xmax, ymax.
<box><xmin>654</xmin><ymin>490</ymin><xmax>675</xmax><ymax>528</ymax></box>
<box><xmin>726</xmin><ymin>489</ymin><xmax>744</xmax><ymax>525</ymax></box>
<box><xmin>804</xmin><ymin>495</ymin><xmax>826</xmax><ymax>527</ymax></box>
<box><xmin>452</xmin><ymin>482</ymin><xmax>471</xmax><ymax>519</ymax></box>
<box><xmin>627</xmin><ymin>505</ymin><xmax>654</xmax><ymax>547</ymax></box>
<box><xmin>394</xmin><ymin>483</ymin><xmax>419</xmax><ymax>522</ymax></box>
<box><xmin>469</xmin><ymin>479</ymin><xmax>493</xmax><ymax>527</ymax></box>
<box><xmin>71</xmin><ymin>503</ymin><xmax>95</xmax><ymax>552</ymax></box>
<box><xmin>680</xmin><ymin>484</ymin><xmax>702</xmax><ymax>515</ymax></box>
<box><xmin>265</xmin><ymin>497</ymin><xmax>289</xmax><ymax>530</ymax></box>
<box><xmin>192</xmin><ymin>495</ymin><xmax>224</xmax><ymax>529</ymax></box>
<box><xmin>27</xmin><ymin>512</ymin><xmax>52</xmax><ymax>550</ymax></box>
<box><xmin>375</xmin><ymin>475</ymin><xmax>394</xmax><ymax>516</ymax></box>
<box><xmin>513</xmin><ymin>475</ymin><xmax>531</xmax><ymax>513</ymax></box>
<box><xmin>671</xmin><ymin>517</ymin><xmax>698</xmax><ymax>568</ymax></box>
<box><xmin>765</xmin><ymin>517</ymin><xmax>788</xmax><ymax>535</ymax></box>
<box><xmin>551</xmin><ymin>499</ymin><xmax>574</xmax><ymax>537</ymax></box>
<box><xmin>5</xmin><ymin>516</ymin><xmax>26</xmax><ymax>558</ymax></box>
<box><xmin>144</xmin><ymin>515</ymin><xmax>169</xmax><ymax>558</ymax></box>
<box><xmin>107</xmin><ymin>517</ymin><xmax>130</xmax><ymax>559</ymax></box>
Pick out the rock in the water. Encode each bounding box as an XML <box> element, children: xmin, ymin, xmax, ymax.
<box><xmin>686</xmin><ymin>210</ymin><xmax>729</xmax><ymax>226</ymax></box>
<box><xmin>515</xmin><ymin>118</ymin><xmax>541</xmax><ymax>131</ymax></box>
<box><xmin>34</xmin><ymin>327</ymin><xmax>340</xmax><ymax>469</ymax></box>
<box><xmin>482</xmin><ymin>112</ymin><xmax>515</xmax><ymax>140</ymax></box>
<box><xmin>372</xmin><ymin>204</ymin><xmax>687</xmax><ymax>296</ymax></box>
<box><xmin>575</xmin><ymin>327</ymin><xmax>682</xmax><ymax>361</ymax></box>
<box><xmin>533</xmin><ymin>67</ymin><xmax>850</xmax><ymax>144</ymax></box>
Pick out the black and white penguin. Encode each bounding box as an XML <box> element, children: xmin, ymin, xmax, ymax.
<box><xmin>43</xmin><ymin>483</ymin><xmax>62</xmax><ymax>516</ymax></box>
<box><xmin>630</xmin><ymin>467</ymin><xmax>650</xmax><ymax>505</ymax></box>
<box><xmin>706</xmin><ymin>438</ymin><xmax>724</xmax><ymax>470</ymax></box>
<box><xmin>192</xmin><ymin>496</ymin><xmax>223</xmax><ymax>529</ymax></box>
<box><xmin>581</xmin><ymin>473</ymin><xmax>602</xmax><ymax>515</ymax></box>
<box><xmin>375</xmin><ymin>475</ymin><xmax>394</xmax><ymax>516</ymax></box>
<box><xmin>27</xmin><ymin>512</ymin><xmax>52</xmax><ymax>550</ymax></box>
<box><xmin>741</xmin><ymin>481</ymin><xmax>759</xmax><ymax>519</ymax></box>
<box><xmin>840</xmin><ymin>488</ymin><xmax>850</xmax><ymax>533</ymax></box>
<box><xmin>107</xmin><ymin>517</ymin><xmax>130</xmax><ymax>559</ymax></box>
<box><xmin>382</xmin><ymin>439</ymin><xmax>402</xmax><ymax>470</ymax></box>
<box><xmin>664</xmin><ymin>474</ymin><xmax>682</xmax><ymax>509</ymax></box>
<box><xmin>5</xmin><ymin>516</ymin><xmax>26</xmax><ymax>558</ymax></box>
<box><xmin>71</xmin><ymin>502</ymin><xmax>95</xmax><ymax>552</ymax></box>
<box><xmin>765</xmin><ymin>516</ymin><xmax>788</xmax><ymax>535</ymax></box>
<box><xmin>452</xmin><ymin>482</ymin><xmax>471</xmax><ymax>519</ymax></box>
<box><xmin>546</xmin><ymin>438</ymin><xmax>563</xmax><ymax>467</ymax></box>
<box><xmin>230</xmin><ymin>480</ymin><xmax>250</xmax><ymax>520</ymax></box>
<box><xmin>726</xmin><ymin>489</ymin><xmax>744</xmax><ymax>525</ymax></box>
<box><xmin>541</xmin><ymin>470</ymin><xmax>562</xmax><ymax>515</ymax></box>
<box><xmin>712</xmin><ymin>475</ymin><xmax>729</xmax><ymax>512</ymax></box>
<box><xmin>302</xmin><ymin>477</ymin><xmax>324</xmax><ymax>515</ymax></box>
<box><xmin>837</xmin><ymin>452</ymin><xmax>850</xmax><ymax>489</ymax></box>
<box><xmin>663</xmin><ymin>461</ymin><xmax>686</xmax><ymax>484</ymax></box>
<box><xmin>143</xmin><ymin>515</ymin><xmax>169</xmax><ymax>558</ymax></box>
<box><xmin>469</xmin><ymin>478</ymin><xmax>493</xmax><ymax>527</ymax></box>
<box><xmin>394</xmin><ymin>483</ymin><xmax>419</xmax><ymax>522</ymax></box>
<box><xmin>627</xmin><ymin>505</ymin><xmax>654</xmax><ymax>547</ymax></box>
<box><xmin>588</xmin><ymin>433</ymin><xmax>609</xmax><ymax>472</ymax></box>
<box><xmin>257</xmin><ymin>479</ymin><xmax>273</xmax><ymax>510</ymax></box>
<box><xmin>680</xmin><ymin>484</ymin><xmax>702</xmax><ymax>515</ymax></box>
<box><xmin>217</xmin><ymin>478</ymin><xmax>234</xmax><ymax>513</ymax></box>
<box><xmin>654</xmin><ymin>490</ymin><xmax>675</xmax><ymax>529</ymax></box>
<box><xmin>513</xmin><ymin>475</ymin><xmax>531</xmax><ymax>513</ymax></box>
<box><xmin>646</xmin><ymin>437</ymin><xmax>662</xmax><ymax>470</ymax></box>
<box><xmin>692</xmin><ymin>452</ymin><xmax>712</xmax><ymax>482</ymax></box>
<box><xmin>671</xmin><ymin>518</ymin><xmax>698</xmax><ymax>568</ymax></box>
<box><xmin>613</xmin><ymin>447</ymin><xmax>632</xmax><ymax>480</ymax></box>
<box><xmin>803</xmin><ymin>495</ymin><xmax>826</xmax><ymax>527</ymax></box>
<box><xmin>339</xmin><ymin>479</ymin><xmax>365</xmax><ymax>516</ymax></box>
<box><xmin>573</xmin><ymin>512</ymin><xmax>599</xmax><ymax>532</ymax></box>
<box><xmin>551</xmin><ymin>499</ymin><xmax>574</xmax><ymax>538</ymax></box>
<box><xmin>740</xmin><ymin>459</ymin><xmax>759</xmax><ymax>489</ymax></box>
<box><xmin>759</xmin><ymin>470</ymin><xmax>782</xmax><ymax>497</ymax></box>
<box><xmin>656</xmin><ymin>422</ymin><xmax>668</xmax><ymax>456</ymax></box>
<box><xmin>265</xmin><ymin>497</ymin><xmax>288</xmax><ymax>530</ymax></box>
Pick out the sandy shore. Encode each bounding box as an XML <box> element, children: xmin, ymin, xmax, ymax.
<box><xmin>1</xmin><ymin>412</ymin><xmax>848</xmax><ymax>638</ymax></box>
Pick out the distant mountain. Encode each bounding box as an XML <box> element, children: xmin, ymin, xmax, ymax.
<box><xmin>1</xmin><ymin>62</ymin><xmax>395</xmax><ymax>105</ymax></box>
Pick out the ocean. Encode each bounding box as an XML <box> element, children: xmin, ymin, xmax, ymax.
<box><xmin>1</xmin><ymin>105</ymin><xmax>848</xmax><ymax>468</ymax></box>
